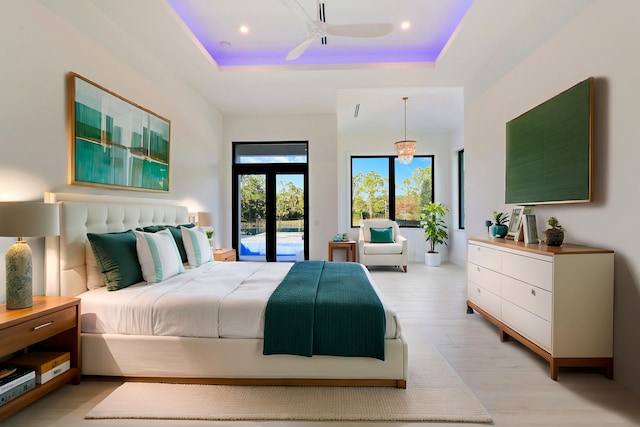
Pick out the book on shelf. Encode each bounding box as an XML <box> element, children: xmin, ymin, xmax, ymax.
<box><xmin>9</xmin><ymin>351</ymin><xmax>71</xmax><ymax>385</ymax></box>
<box><xmin>37</xmin><ymin>360</ymin><xmax>70</xmax><ymax>384</ymax></box>
<box><xmin>0</xmin><ymin>376</ymin><xmax>36</xmax><ymax>407</ymax></box>
<box><xmin>0</xmin><ymin>368</ymin><xmax>36</xmax><ymax>395</ymax></box>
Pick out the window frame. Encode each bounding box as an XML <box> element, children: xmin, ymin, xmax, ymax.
<box><xmin>458</xmin><ymin>149</ymin><xmax>465</xmax><ymax>230</ymax></box>
<box><xmin>350</xmin><ymin>155</ymin><xmax>435</xmax><ymax>229</ymax></box>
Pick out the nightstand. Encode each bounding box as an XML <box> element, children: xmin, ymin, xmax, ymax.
<box><xmin>0</xmin><ymin>296</ymin><xmax>81</xmax><ymax>420</ymax></box>
<box><xmin>213</xmin><ymin>248</ymin><xmax>236</xmax><ymax>262</ymax></box>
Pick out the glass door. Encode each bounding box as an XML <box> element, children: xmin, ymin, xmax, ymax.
<box><xmin>238</xmin><ymin>173</ymin><xmax>267</xmax><ymax>261</ymax></box>
<box><xmin>275</xmin><ymin>173</ymin><xmax>304</xmax><ymax>262</ymax></box>
<box><xmin>233</xmin><ymin>141</ymin><xmax>308</xmax><ymax>262</ymax></box>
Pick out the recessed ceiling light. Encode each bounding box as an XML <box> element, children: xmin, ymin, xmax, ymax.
<box><xmin>401</xmin><ymin>21</ymin><xmax>411</xmax><ymax>30</ymax></box>
<box><xmin>239</xmin><ymin>25</ymin><xmax>249</xmax><ymax>34</ymax></box>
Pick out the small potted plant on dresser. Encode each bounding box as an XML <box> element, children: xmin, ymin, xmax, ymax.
<box><xmin>544</xmin><ymin>216</ymin><xmax>564</xmax><ymax>246</ymax></box>
<box><xmin>490</xmin><ymin>211</ymin><xmax>510</xmax><ymax>238</ymax></box>
<box><xmin>420</xmin><ymin>202</ymin><xmax>449</xmax><ymax>266</ymax></box>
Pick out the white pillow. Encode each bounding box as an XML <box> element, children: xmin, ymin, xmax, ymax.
<box><xmin>181</xmin><ymin>226</ymin><xmax>213</xmax><ymax>268</ymax></box>
<box><xmin>134</xmin><ymin>229</ymin><xmax>184</xmax><ymax>283</ymax></box>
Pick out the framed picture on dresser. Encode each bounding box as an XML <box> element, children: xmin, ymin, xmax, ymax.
<box><xmin>68</xmin><ymin>72</ymin><xmax>171</xmax><ymax>192</ymax></box>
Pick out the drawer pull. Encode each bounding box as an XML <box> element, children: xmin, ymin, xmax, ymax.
<box><xmin>33</xmin><ymin>321</ymin><xmax>54</xmax><ymax>331</ymax></box>
<box><xmin>531</xmin><ymin>289</ymin><xmax>536</xmax><ymax>297</ymax></box>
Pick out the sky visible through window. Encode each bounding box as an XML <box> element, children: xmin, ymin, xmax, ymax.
<box><xmin>352</xmin><ymin>157</ymin><xmax>433</xmax><ymax>195</ymax></box>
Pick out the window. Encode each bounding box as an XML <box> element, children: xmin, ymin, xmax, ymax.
<box><xmin>458</xmin><ymin>149</ymin><xmax>465</xmax><ymax>229</ymax></box>
<box><xmin>351</xmin><ymin>155</ymin><xmax>434</xmax><ymax>228</ymax></box>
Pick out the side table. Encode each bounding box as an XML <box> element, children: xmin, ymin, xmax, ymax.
<box><xmin>328</xmin><ymin>240</ymin><xmax>357</xmax><ymax>262</ymax></box>
<box><xmin>213</xmin><ymin>248</ymin><xmax>236</xmax><ymax>262</ymax></box>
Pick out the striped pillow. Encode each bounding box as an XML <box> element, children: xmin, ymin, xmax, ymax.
<box><xmin>181</xmin><ymin>227</ymin><xmax>213</xmax><ymax>268</ymax></box>
<box><xmin>134</xmin><ymin>229</ymin><xmax>184</xmax><ymax>284</ymax></box>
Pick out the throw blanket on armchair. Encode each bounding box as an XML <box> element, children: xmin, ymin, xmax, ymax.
<box><xmin>263</xmin><ymin>261</ymin><xmax>386</xmax><ymax>360</ymax></box>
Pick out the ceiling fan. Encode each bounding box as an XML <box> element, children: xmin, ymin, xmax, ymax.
<box><xmin>279</xmin><ymin>0</ymin><xmax>394</xmax><ymax>60</ymax></box>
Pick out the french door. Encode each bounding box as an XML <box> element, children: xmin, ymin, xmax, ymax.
<box><xmin>232</xmin><ymin>143</ymin><xmax>308</xmax><ymax>262</ymax></box>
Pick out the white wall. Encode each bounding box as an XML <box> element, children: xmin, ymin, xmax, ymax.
<box><xmin>338</xmin><ymin>130</ymin><xmax>453</xmax><ymax>263</ymax></box>
<box><xmin>222</xmin><ymin>114</ymin><xmax>338</xmax><ymax>261</ymax></box>
<box><xmin>0</xmin><ymin>1</ymin><xmax>223</xmax><ymax>302</ymax></box>
<box><xmin>464</xmin><ymin>0</ymin><xmax>640</xmax><ymax>393</ymax></box>
<box><xmin>449</xmin><ymin>126</ymin><xmax>467</xmax><ymax>267</ymax></box>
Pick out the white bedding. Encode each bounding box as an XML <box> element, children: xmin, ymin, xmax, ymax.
<box><xmin>79</xmin><ymin>261</ymin><xmax>399</xmax><ymax>340</ymax></box>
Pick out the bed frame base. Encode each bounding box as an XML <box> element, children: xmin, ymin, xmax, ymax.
<box><xmin>86</xmin><ymin>375</ymin><xmax>407</xmax><ymax>388</ymax></box>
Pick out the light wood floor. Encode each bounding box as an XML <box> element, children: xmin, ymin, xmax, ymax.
<box><xmin>4</xmin><ymin>262</ymin><xmax>640</xmax><ymax>426</ymax></box>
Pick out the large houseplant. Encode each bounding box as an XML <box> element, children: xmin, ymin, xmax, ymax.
<box><xmin>420</xmin><ymin>202</ymin><xmax>449</xmax><ymax>266</ymax></box>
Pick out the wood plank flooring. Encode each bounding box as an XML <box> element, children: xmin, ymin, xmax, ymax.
<box><xmin>3</xmin><ymin>262</ymin><xmax>640</xmax><ymax>426</ymax></box>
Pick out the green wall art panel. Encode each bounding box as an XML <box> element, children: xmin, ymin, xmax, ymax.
<box><xmin>69</xmin><ymin>73</ymin><xmax>170</xmax><ymax>192</ymax></box>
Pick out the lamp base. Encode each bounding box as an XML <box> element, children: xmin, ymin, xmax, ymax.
<box><xmin>6</xmin><ymin>240</ymin><xmax>33</xmax><ymax>309</ymax></box>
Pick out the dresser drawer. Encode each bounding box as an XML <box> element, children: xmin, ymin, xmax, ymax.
<box><xmin>468</xmin><ymin>281</ymin><xmax>501</xmax><ymax>320</ymax></box>
<box><xmin>468</xmin><ymin>262</ymin><xmax>502</xmax><ymax>295</ymax></box>
<box><xmin>502</xmin><ymin>300</ymin><xmax>551</xmax><ymax>351</ymax></box>
<box><xmin>502</xmin><ymin>276</ymin><xmax>552</xmax><ymax>321</ymax></box>
<box><xmin>502</xmin><ymin>252</ymin><xmax>553</xmax><ymax>292</ymax></box>
<box><xmin>0</xmin><ymin>306</ymin><xmax>77</xmax><ymax>355</ymax></box>
<box><xmin>468</xmin><ymin>244</ymin><xmax>501</xmax><ymax>272</ymax></box>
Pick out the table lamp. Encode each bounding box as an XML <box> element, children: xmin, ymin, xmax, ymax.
<box><xmin>197</xmin><ymin>212</ymin><xmax>214</xmax><ymax>247</ymax></box>
<box><xmin>0</xmin><ymin>202</ymin><xmax>59</xmax><ymax>309</ymax></box>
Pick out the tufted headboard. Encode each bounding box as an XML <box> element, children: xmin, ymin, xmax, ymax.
<box><xmin>44</xmin><ymin>192</ymin><xmax>189</xmax><ymax>297</ymax></box>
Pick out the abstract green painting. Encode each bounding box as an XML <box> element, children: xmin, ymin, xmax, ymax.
<box><xmin>69</xmin><ymin>72</ymin><xmax>170</xmax><ymax>192</ymax></box>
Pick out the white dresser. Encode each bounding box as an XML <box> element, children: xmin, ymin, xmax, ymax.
<box><xmin>467</xmin><ymin>238</ymin><xmax>614</xmax><ymax>380</ymax></box>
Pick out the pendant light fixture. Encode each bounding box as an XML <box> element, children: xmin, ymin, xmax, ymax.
<box><xmin>394</xmin><ymin>97</ymin><xmax>417</xmax><ymax>165</ymax></box>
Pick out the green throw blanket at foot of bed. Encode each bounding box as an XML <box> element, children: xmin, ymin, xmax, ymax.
<box><xmin>263</xmin><ymin>261</ymin><xmax>386</xmax><ymax>360</ymax></box>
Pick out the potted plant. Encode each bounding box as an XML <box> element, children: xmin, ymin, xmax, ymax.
<box><xmin>544</xmin><ymin>216</ymin><xmax>564</xmax><ymax>246</ymax></box>
<box><xmin>205</xmin><ymin>230</ymin><xmax>214</xmax><ymax>247</ymax></box>
<box><xmin>420</xmin><ymin>202</ymin><xmax>449</xmax><ymax>266</ymax></box>
<box><xmin>490</xmin><ymin>211</ymin><xmax>510</xmax><ymax>238</ymax></box>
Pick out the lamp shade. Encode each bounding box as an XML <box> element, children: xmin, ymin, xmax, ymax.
<box><xmin>0</xmin><ymin>202</ymin><xmax>60</xmax><ymax>238</ymax></box>
<box><xmin>197</xmin><ymin>212</ymin><xmax>212</xmax><ymax>227</ymax></box>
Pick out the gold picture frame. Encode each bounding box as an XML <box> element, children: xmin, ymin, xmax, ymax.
<box><xmin>68</xmin><ymin>72</ymin><xmax>170</xmax><ymax>192</ymax></box>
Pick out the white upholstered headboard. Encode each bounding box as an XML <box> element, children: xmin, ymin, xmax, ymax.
<box><xmin>44</xmin><ymin>192</ymin><xmax>189</xmax><ymax>297</ymax></box>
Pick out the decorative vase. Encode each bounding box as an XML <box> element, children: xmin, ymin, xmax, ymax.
<box><xmin>425</xmin><ymin>252</ymin><xmax>441</xmax><ymax>267</ymax></box>
<box><xmin>490</xmin><ymin>224</ymin><xmax>508</xmax><ymax>238</ymax></box>
<box><xmin>544</xmin><ymin>229</ymin><xmax>564</xmax><ymax>246</ymax></box>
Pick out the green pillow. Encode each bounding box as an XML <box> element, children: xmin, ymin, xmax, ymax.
<box><xmin>87</xmin><ymin>230</ymin><xmax>143</xmax><ymax>291</ymax></box>
<box><xmin>370</xmin><ymin>227</ymin><xmax>394</xmax><ymax>243</ymax></box>
<box><xmin>166</xmin><ymin>224</ymin><xmax>195</xmax><ymax>263</ymax></box>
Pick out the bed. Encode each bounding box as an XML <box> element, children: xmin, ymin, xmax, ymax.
<box><xmin>43</xmin><ymin>192</ymin><xmax>408</xmax><ymax>388</ymax></box>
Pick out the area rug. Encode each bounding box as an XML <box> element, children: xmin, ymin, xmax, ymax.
<box><xmin>85</xmin><ymin>325</ymin><xmax>491</xmax><ymax>423</ymax></box>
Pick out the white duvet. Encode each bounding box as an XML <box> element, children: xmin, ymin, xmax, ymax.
<box><xmin>79</xmin><ymin>261</ymin><xmax>399</xmax><ymax>339</ymax></box>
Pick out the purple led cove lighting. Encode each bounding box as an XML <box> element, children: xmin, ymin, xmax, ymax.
<box><xmin>168</xmin><ymin>0</ymin><xmax>473</xmax><ymax>68</ymax></box>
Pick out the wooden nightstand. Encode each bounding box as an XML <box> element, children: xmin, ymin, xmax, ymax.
<box><xmin>0</xmin><ymin>296</ymin><xmax>81</xmax><ymax>420</ymax></box>
<box><xmin>213</xmin><ymin>248</ymin><xmax>236</xmax><ymax>262</ymax></box>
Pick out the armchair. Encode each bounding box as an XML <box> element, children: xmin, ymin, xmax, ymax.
<box><xmin>358</xmin><ymin>219</ymin><xmax>408</xmax><ymax>272</ymax></box>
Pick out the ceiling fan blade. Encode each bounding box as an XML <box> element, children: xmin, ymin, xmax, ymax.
<box><xmin>286</xmin><ymin>37</ymin><xmax>315</xmax><ymax>60</ymax></box>
<box><xmin>324</xmin><ymin>23</ymin><xmax>394</xmax><ymax>38</ymax></box>
<box><xmin>279</xmin><ymin>0</ymin><xmax>314</xmax><ymax>24</ymax></box>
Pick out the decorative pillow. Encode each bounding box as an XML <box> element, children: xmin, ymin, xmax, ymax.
<box><xmin>87</xmin><ymin>230</ymin><xmax>143</xmax><ymax>291</ymax></box>
<box><xmin>370</xmin><ymin>227</ymin><xmax>394</xmax><ymax>243</ymax></box>
<box><xmin>181</xmin><ymin>226</ymin><xmax>213</xmax><ymax>268</ymax></box>
<box><xmin>166</xmin><ymin>224</ymin><xmax>195</xmax><ymax>263</ymax></box>
<box><xmin>134</xmin><ymin>229</ymin><xmax>184</xmax><ymax>283</ymax></box>
<box><xmin>85</xmin><ymin>240</ymin><xmax>105</xmax><ymax>290</ymax></box>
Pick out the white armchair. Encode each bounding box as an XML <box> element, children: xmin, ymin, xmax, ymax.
<box><xmin>358</xmin><ymin>219</ymin><xmax>408</xmax><ymax>272</ymax></box>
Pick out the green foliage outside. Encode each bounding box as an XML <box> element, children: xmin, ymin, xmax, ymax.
<box><xmin>351</xmin><ymin>166</ymin><xmax>432</xmax><ymax>226</ymax></box>
<box><xmin>240</xmin><ymin>175</ymin><xmax>304</xmax><ymax>234</ymax></box>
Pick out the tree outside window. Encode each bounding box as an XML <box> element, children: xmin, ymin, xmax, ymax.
<box><xmin>351</xmin><ymin>156</ymin><xmax>434</xmax><ymax>228</ymax></box>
